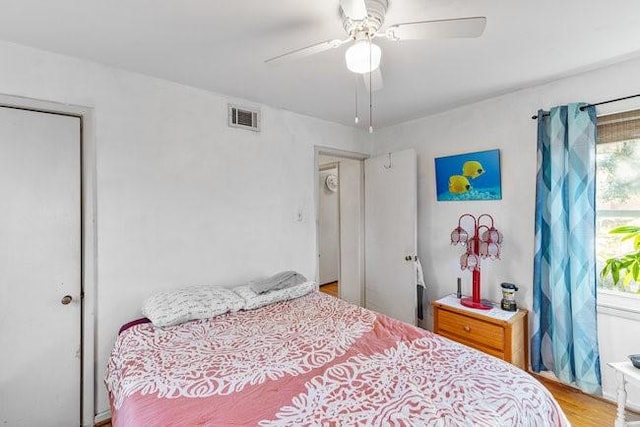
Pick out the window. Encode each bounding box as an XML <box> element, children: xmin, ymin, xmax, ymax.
<box><xmin>596</xmin><ymin>110</ymin><xmax>640</xmax><ymax>294</ymax></box>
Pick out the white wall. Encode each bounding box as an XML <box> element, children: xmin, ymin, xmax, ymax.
<box><xmin>0</xmin><ymin>40</ymin><xmax>368</xmax><ymax>417</ymax></box>
<box><xmin>372</xmin><ymin>55</ymin><xmax>640</xmax><ymax>407</ymax></box>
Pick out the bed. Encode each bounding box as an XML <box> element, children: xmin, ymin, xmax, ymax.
<box><xmin>105</xmin><ymin>290</ymin><xmax>569</xmax><ymax>426</ymax></box>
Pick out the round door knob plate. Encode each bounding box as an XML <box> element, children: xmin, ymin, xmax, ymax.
<box><xmin>61</xmin><ymin>295</ymin><xmax>73</xmax><ymax>305</ymax></box>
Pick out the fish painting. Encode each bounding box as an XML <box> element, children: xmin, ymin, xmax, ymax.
<box><xmin>434</xmin><ymin>149</ymin><xmax>502</xmax><ymax>201</ymax></box>
<box><xmin>462</xmin><ymin>161</ymin><xmax>485</xmax><ymax>179</ymax></box>
<box><xmin>449</xmin><ymin>175</ymin><xmax>471</xmax><ymax>194</ymax></box>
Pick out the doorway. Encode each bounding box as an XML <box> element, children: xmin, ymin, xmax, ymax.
<box><xmin>315</xmin><ymin>148</ymin><xmax>420</xmax><ymax>326</ymax></box>
<box><xmin>316</xmin><ymin>150</ymin><xmax>367</xmax><ymax>306</ymax></box>
<box><xmin>318</xmin><ymin>162</ymin><xmax>340</xmax><ymax>296</ymax></box>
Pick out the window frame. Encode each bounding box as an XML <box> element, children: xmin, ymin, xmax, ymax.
<box><xmin>595</xmin><ymin>109</ymin><xmax>640</xmax><ymax>299</ymax></box>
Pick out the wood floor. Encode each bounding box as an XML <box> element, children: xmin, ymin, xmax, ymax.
<box><xmin>534</xmin><ymin>374</ymin><xmax>640</xmax><ymax>426</ymax></box>
<box><xmin>96</xmin><ymin>374</ymin><xmax>638</xmax><ymax>427</ymax></box>
<box><xmin>319</xmin><ymin>281</ymin><xmax>339</xmax><ymax>298</ymax></box>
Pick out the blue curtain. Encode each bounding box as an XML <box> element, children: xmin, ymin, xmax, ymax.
<box><xmin>531</xmin><ymin>103</ymin><xmax>601</xmax><ymax>395</ymax></box>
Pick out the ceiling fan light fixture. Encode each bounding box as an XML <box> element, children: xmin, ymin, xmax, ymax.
<box><xmin>345</xmin><ymin>40</ymin><xmax>382</xmax><ymax>74</ymax></box>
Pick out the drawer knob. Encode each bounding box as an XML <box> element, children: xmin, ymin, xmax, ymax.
<box><xmin>463</xmin><ymin>326</ymin><xmax>471</xmax><ymax>332</ymax></box>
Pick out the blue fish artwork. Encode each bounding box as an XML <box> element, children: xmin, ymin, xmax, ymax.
<box><xmin>434</xmin><ymin>149</ymin><xmax>502</xmax><ymax>201</ymax></box>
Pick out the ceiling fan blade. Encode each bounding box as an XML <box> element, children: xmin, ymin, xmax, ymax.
<box><xmin>363</xmin><ymin>68</ymin><xmax>384</xmax><ymax>92</ymax></box>
<box><xmin>265</xmin><ymin>38</ymin><xmax>350</xmax><ymax>65</ymax></box>
<box><xmin>386</xmin><ymin>17</ymin><xmax>486</xmax><ymax>41</ymax></box>
<box><xmin>340</xmin><ymin>0</ymin><xmax>368</xmax><ymax>20</ymax></box>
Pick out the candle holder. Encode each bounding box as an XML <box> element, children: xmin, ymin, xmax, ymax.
<box><xmin>450</xmin><ymin>213</ymin><xmax>502</xmax><ymax>310</ymax></box>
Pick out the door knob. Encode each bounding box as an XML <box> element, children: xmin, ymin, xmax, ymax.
<box><xmin>61</xmin><ymin>295</ymin><xmax>73</xmax><ymax>305</ymax></box>
<box><xmin>405</xmin><ymin>255</ymin><xmax>416</xmax><ymax>261</ymax></box>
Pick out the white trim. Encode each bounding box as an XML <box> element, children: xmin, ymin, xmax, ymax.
<box><xmin>94</xmin><ymin>409</ymin><xmax>112</xmax><ymax>424</ymax></box>
<box><xmin>81</xmin><ymin>105</ymin><xmax>98</xmax><ymax>427</ymax></box>
<box><xmin>597</xmin><ymin>305</ymin><xmax>640</xmax><ymax>322</ymax></box>
<box><xmin>597</xmin><ymin>289</ymin><xmax>640</xmax><ymax>321</ymax></box>
<box><xmin>0</xmin><ymin>93</ymin><xmax>98</xmax><ymax>427</ymax></box>
<box><xmin>603</xmin><ymin>391</ymin><xmax>640</xmax><ymax>413</ymax></box>
<box><xmin>316</xmin><ymin>146</ymin><xmax>369</xmax><ymax>162</ymax></box>
<box><xmin>538</xmin><ymin>370</ymin><xmax>640</xmax><ymax>413</ymax></box>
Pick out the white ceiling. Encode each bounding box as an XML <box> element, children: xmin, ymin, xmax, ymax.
<box><xmin>1</xmin><ymin>0</ymin><xmax>640</xmax><ymax>128</ymax></box>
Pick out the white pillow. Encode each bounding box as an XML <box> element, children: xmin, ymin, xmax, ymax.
<box><xmin>142</xmin><ymin>285</ymin><xmax>245</xmax><ymax>327</ymax></box>
<box><xmin>234</xmin><ymin>281</ymin><xmax>318</xmax><ymax>310</ymax></box>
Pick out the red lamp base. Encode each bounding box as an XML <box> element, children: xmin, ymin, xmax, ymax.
<box><xmin>460</xmin><ymin>297</ymin><xmax>493</xmax><ymax>310</ymax></box>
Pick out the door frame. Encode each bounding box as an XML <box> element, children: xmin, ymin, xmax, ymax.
<box><xmin>314</xmin><ymin>146</ymin><xmax>368</xmax><ymax>305</ymax></box>
<box><xmin>0</xmin><ymin>93</ymin><xmax>97</xmax><ymax>427</ymax></box>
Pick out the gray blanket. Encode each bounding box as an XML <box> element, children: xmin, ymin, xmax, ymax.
<box><xmin>249</xmin><ymin>271</ymin><xmax>307</xmax><ymax>294</ymax></box>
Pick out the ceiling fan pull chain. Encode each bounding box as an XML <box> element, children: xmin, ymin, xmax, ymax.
<box><xmin>355</xmin><ymin>75</ymin><xmax>359</xmax><ymax>124</ymax></box>
<box><xmin>369</xmin><ymin>37</ymin><xmax>373</xmax><ymax>133</ymax></box>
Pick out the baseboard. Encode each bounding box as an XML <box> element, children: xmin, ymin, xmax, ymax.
<box><xmin>532</xmin><ymin>371</ymin><xmax>640</xmax><ymax>413</ymax></box>
<box><xmin>94</xmin><ymin>410</ymin><xmax>111</xmax><ymax>426</ymax></box>
<box><xmin>534</xmin><ymin>370</ymin><xmax>561</xmax><ymax>382</ymax></box>
<box><xmin>603</xmin><ymin>391</ymin><xmax>640</xmax><ymax>413</ymax></box>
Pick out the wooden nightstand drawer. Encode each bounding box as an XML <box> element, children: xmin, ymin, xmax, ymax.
<box><xmin>438</xmin><ymin>309</ymin><xmax>504</xmax><ymax>350</ymax></box>
<box><xmin>432</xmin><ymin>298</ymin><xmax>528</xmax><ymax>370</ymax></box>
<box><xmin>438</xmin><ymin>332</ymin><xmax>505</xmax><ymax>360</ymax></box>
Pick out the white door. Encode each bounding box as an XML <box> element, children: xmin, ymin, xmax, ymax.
<box><xmin>365</xmin><ymin>149</ymin><xmax>417</xmax><ymax>324</ymax></box>
<box><xmin>0</xmin><ymin>107</ymin><xmax>81</xmax><ymax>426</ymax></box>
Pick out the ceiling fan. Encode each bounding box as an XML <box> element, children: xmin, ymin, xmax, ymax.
<box><xmin>265</xmin><ymin>0</ymin><xmax>486</xmax><ymax>92</ymax></box>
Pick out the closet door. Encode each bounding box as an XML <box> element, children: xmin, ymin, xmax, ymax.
<box><xmin>0</xmin><ymin>107</ymin><xmax>81</xmax><ymax>426</ymax></box>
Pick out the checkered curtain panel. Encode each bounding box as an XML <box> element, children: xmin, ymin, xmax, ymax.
<box><xmin>531</xmin><ymin>103</ymin><xmax>602</xmax><ymax>395</ymax></box>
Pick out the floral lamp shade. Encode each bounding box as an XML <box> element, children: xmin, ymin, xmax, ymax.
<box><xmin>450</xmin><ymin>213</ymin><xmax>503</xmax><ymax>309</ymax></box>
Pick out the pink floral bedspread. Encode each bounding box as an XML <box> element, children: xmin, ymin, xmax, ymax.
<box><xmin>105</xmin><ymin>291</ymin><xmax>569</xmax><ymax>426</ymax></box>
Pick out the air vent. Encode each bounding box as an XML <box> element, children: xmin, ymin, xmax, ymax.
<box><xmin>228</xmin><ymin>104</ymin><xmax>260</xmax><ymax>131</ymax></box>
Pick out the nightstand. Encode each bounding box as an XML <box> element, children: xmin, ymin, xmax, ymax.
<box><xmin>432</xmin><ymin>295</ymin><xmax>528</xmax><ymax>370</ymax></box>
<box><xmin>608</xmin><ymin>361</ymin><xmax>640</xmax><ymax>427</ymax></box>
